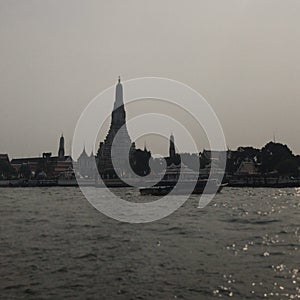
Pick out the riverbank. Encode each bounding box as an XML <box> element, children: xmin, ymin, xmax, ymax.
<box><xmin>227</xmin><ymin>175</ymin><xmax>300</xmax><ymax>188</ymax></box>
<box><xmin>2</xmin><ymin>176</ymin><xmax>300</xmax><ymax>189</ymax></box>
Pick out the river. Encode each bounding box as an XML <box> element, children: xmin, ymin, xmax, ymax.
<box><xmin>0</xmin><ymin>187</ymin><xmax>299</xmax><ymax>299</ymax></box>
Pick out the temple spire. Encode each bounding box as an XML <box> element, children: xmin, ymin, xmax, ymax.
<box><xmin>114</xmin><ymin>76</ymin><xmax>124</xmax><ymax>109</ymax></box>
<box><xmin>58</xmin><ymin>134</ymin><xmax>65</xmax><ymax>160</ymax></box>
<box><xmin>169</xmin><ymin>133</ymin><xmax>176</xmax><ymax>158</ymax></box>
<box><xmin>97</xmin><ymin>77</ymin><xmax>132</xmax><ymax>179</ymax></box>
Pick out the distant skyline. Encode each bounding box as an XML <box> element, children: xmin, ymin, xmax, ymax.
<box><xmin>1</xmin><ymin>0</ymin><xmax>300</xmax><ymax>158</ymax></box>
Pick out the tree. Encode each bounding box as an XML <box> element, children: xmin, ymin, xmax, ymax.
<box><xmin>130</xmin><ymin>149</ymin><xmax>151</xmax><ymax>176</ymax></box>
<box><xmin>0</xmin><ymin>160</ymin><xmax>16</xmax><ymax>179</ymax></box>
<box><xmin>275</xmin><ymin>159</ymin><xmax>298</xmax><ymax>176</ymax></box>
<box><xmin>260</xmin><ymin>142</ymin><xmax>294</xmax><ymax>173</ymax></box>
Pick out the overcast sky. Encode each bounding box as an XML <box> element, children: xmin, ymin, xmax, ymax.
<box><xmin>1</xmin><ymin>0</ymin><xmax>300</xmax><ymax>158</ymax></box>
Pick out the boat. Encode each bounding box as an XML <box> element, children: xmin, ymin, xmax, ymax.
<box><xmin>139</xmin><ymin>179</ymin><xmax>226</xmax><ymax>196</ymax></box>
<box><xmin>140</xmin><ymin>162</ymin><xmax>226</xmax><ymax>196</ymax></box>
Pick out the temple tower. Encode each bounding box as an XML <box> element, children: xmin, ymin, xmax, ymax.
<box><xmin>97</xmin><ymin>77</ymin><xmax>134</xmax><ymax>178</ymax></box>
<box><xmin>169</xmin><ymin>133</ymin><xmax>176</xmax><ymax>158</ymax></box>
<box><xmin>58</xmin><ymin>134</ymin><xmax>65</xmax><ymax>160</ymax></box>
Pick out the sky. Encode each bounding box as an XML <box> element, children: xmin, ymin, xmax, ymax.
<box><xmin>1</xmin><ymin>0</ymin><xmax>300</xmax><ymax>158</ymax></box>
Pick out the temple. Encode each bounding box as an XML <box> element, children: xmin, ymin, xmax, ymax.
<box><xmin>58</xmin><ymin>134</ymin><xmax>65</xmax><ymax>160</ymax></box>
<box><xmin>76</xmin><ymin>146</ymin><xmax>96</xmax><ymax>178</ymax></box>
<box><xmin>169</xmin><ymin>133</ymin><xmax>176</xmax><ymax>158</ymax></box>
<box><xmin>166</xmin><ymin>133</ymin><xmax>180</xmax><ymax>166</ymax></box>
<box><xmin>96</xmin><ymin>77</ymin><xmax>140</xmax><ymax>179</ymax></box>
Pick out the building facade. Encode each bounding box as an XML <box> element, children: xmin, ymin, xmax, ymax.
<box><xmin>11</xmin><ymin>135</ymin><xmax>73</xmax><ymax>178</ymax></box>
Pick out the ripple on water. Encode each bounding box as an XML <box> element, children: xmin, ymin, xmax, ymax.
<box><xmin>0</xmin><ymin>187</ymin><xmax>300</xmax><ymax>299</ymax></box>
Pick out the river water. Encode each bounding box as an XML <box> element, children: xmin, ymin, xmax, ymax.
<box><xmin>0</xmin><ymin>187</ymin><xmax>299</xmax><ymax>299</ymax></box>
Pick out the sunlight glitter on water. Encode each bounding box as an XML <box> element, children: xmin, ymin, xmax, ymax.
<box><xmin>0</xmin><ymin>187</ymin><xmax>300</xmax><ymax>299</ymax></box>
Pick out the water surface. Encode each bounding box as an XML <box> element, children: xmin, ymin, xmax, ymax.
<box><xmin>0</xmin><ymin>187</ymin><xmax>299</xmax><ymax>299</ymax></box>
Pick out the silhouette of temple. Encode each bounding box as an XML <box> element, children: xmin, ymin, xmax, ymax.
<box><xmin>77</xmin><ymin>146</ymin><xmax>96</xmax><ymax>178</ymax></box>
<box><xmin>97</xmin><ymin>77</ymin><xmax>150</xmax><ymax>179</ymax></box>
<box><xmin>58</xmin><ymin>134</ymin><xmax>65</xmax><ymax>160</ymax></box>
<box><xmin>166</xmin><ymin>133</ymin><xmax>180</xmax><ymax>166</ymax></box>
<box><xmin>169</xmin><ymin>133</ymin><xmax>176</xmax><ymax>158</ymax></box>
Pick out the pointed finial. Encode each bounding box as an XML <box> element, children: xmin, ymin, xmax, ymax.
<box><xmin>118</xmin><ymin>76</ymin><xmax>121</xmax><ymax>83</ymax></box>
